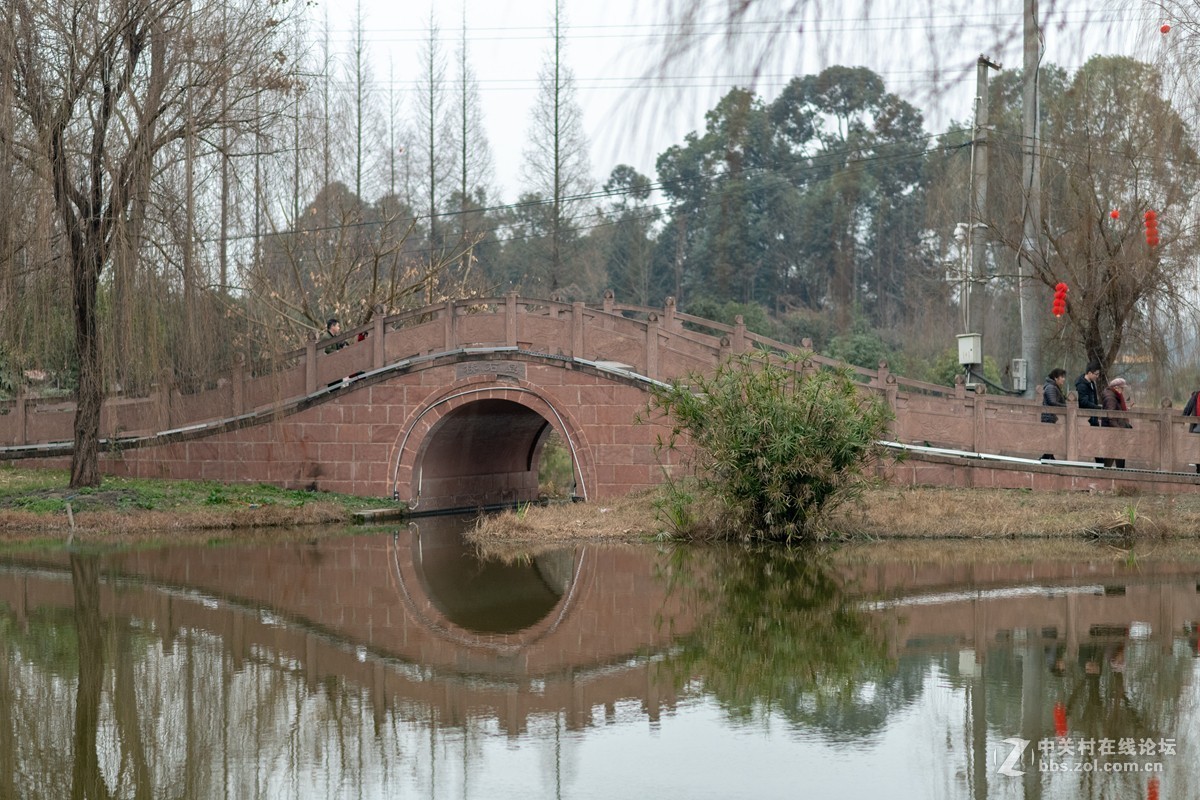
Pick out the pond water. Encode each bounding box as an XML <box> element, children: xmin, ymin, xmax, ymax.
<box><xmin>0</xmin><ymin>517</ymin><xmax>1197</xmax><ymax>799</ymax></box>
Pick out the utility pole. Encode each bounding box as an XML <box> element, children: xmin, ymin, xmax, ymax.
<box><xmin>967</xmin><ymin>55</ymin><xmax>1001</xmax><ymax>337</ymax></box>
<box><xmin>1018</xmin><ymin>0</ymin><xmax>1043</xmax><ymax>397</ymax></box>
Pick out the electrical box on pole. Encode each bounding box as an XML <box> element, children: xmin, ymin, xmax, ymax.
<box><xmin>957</xmin><ymin>333</ymin><xmax>982</xmax><ymax>369</ymax></box>
<box><xmin>1011</xmin><ymin>359</ymin><xmax>1028</xmax><ymax>392</ymax></box>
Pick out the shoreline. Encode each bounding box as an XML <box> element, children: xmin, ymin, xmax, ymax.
<box><xmin>469</xmin><ymin>485</ymin><xmax>1200</xmax><ymax>544</ymax></box>
<box><xmin>5</xmin><ymin>464</ymin><xmax>1200</xmax><ymax>548</ymax></box>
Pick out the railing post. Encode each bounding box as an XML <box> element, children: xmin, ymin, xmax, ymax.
<box><xmin>1064</xmin><ymin>392</ymin><xmax>1079</xmax><ymax>461</ymax></box>
<box><xmin>663</xmin><ymin>296</ymin><xmax>677</xmax><ymax>331</ymax></box>
<box><xmin>884</xmin><ymin>374</ymin><xmax>899</xmax><ymax>437</ymax></box>
<box><xmin>155</xmin><ymin>383</ymin><xmax>169</xmax><ymax>432</ymax></box>
<box><xmin>444</xmin><ymin>299</ymin><xmax>457</xmax><ymax>349</ymax></box>
<box><xmin>231</xmin><ymin>353</ymin><xmax>245</xmax><ymax>416</ymax></box>
<box><xmin>875</xmin><ymin>359</ymin><xmax>889</xmax><ymax>391</ymax></box>
<box><xmin>1158</xmin><ymin>399</ymin><xmax>1174</xmax><ymax>471</ymax></box>
<box><xmin>719</xmin><ymin>335</ymin><xmax>731</xmax><ymax>360</ymax></box>
<box><xmin>971</xmin><ymin>385</ymin><xmax>987</xmax><ymax>453</ymax></box>
<box><xmin>876</xmin><ymin>359</ymin><xmax>899</xmax><ymax>413</ymax></box>
<box><xmin>305</xmin><ymin>332</ymin><xmax>318</xmax><ymax>395</ymax></box>
<box><xmin>14</xmin><ymin>385</ymin><xmax>26</xmax><ymax>446</ymax></box>
<box><xmin>732</xmin><ymin>315</ymin><xmax>746</xmax><ymax>354</ymax></box>
<box><xmin>603</xmin><ymin>289</ymin><xmax>614</xmax><ymax>314</ymax></box>
<box><xmin>372</xmin><ymin>304</ymin><xmax>385</xmax><ymax>368</ymax></box>
<box><xmin>645</xmin><ymin>312</ymin><xmax>660</xmax><ymax>379</ymax></box>
<box><xmin>506</xmin><ymin>291</ymin><xmax>518</xmax><ymax>347</ymax></box>
<box><xmin>571</xmin><ymin>301</ymin><xmax>585</xmax><ymax>358</ymax></box>
<box><xmin>168</xmin><ymin>388</ymin><xmax>182</xmax><ymax>432</ymax></box>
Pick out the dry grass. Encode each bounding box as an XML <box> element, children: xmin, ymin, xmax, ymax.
<box><xmin>828</xmin><ymin>487</ymin><xmax>1200</xmax><ymax>539</ymax></box>
<box><xmin>0</xmin><ymin>502</ymin><xmax>352</xmax><ymax>547</ymax></box>
<box><xmin>471</xmin><ymin>491</ymin><xmax>665</xmax><ymax>544</ymax></box>
<box><xmin>471</xmin><ymin>485</ymin><xmax>1200</xmax><ymax>544</ymax></box>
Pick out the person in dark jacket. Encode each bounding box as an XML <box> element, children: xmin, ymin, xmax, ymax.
<box><xmin>1182</xmin><ymin>389</ymin><xmax>1200</xmax><ymax>433</ymax></box>
<box><xmin>1041</xmin><ymin>368</ymin><xmax>1067</xmax><ymax>423</ymax></box>
<box><xmin>1074</xmin><ymin>361</ymin><xmax>1102</xmax><ymax>426</ymax></box>
<box><xmin>323</xmin><ymin>318</ymin><xmax>347</xmax><ymax>355</ymax></box>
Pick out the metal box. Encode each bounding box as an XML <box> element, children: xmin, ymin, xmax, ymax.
<box><xmin>1011</xmin><ymin>358</ymin><xmax>1028</xmax><ymax>392</ymax></box>
<box><xmin>956</xmin><ymin>333</ymin><xmax>982</xmax><ymax>366</ymax></box>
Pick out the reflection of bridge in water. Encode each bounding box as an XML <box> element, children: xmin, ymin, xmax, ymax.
<box><xmin>2</xmin><ymin>532</ymin><xmax>1199</xmax><ymax>737</ymax></box>
<box><xmin>0</xmin><ymin>520</ymin><xmax>707</xmax><ymax>736</ymax></box>
<box><xmin>854</xmin><ymin>561</ymin><xmax>1200</xmax><ymax>662</ymax></box>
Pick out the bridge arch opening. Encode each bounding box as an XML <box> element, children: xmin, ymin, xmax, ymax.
<box><xmin>400</xmin><ymin>393</ymin><xmax>586</xmax><ymax>512</ymax></box>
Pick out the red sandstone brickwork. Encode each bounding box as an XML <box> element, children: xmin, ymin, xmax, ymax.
<box><xmin>5</xmin><ymin>296</ymin><xmax>1200</xmax><ymax>502</ymax></box>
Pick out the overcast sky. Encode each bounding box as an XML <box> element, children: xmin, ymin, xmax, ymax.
<box><xmin>328</xmin><ymin>0</ymin><xmax>1153</xmax><ymax>201</ymax></box>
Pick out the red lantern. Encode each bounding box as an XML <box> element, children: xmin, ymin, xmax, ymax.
<box><xmin>1052</xmin><ymin>282</ymin><xmax>1068</xmax><ymax>317</ymax></box>
<box><xmin>1110</xmin><ymin>209</ymin><xmax>1120</xmax><ymax>220</ymax></box>
<box><xmin>1053</xmin><ymin>701</ymin><xmax>1067</xmax><ymax>737</ymax></box>
<box><xmin>1145</xmin><ymin>209</ymin><xmax>1159</xmax><ymax>248</ymax></box>
<box><xmin>1162</xmin><ymin>24</ymin><xmax>1171</xmax><ymax>34</ymax></box>
<box><xmin>1148</xmin><ymin>776</ymin><xmax>1160</xmax><ymax>800</ymax></box>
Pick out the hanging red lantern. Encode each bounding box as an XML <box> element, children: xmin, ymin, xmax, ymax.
<box><xmin>1110</xmin><ymin>209</ymin><xmax>1120</xmax><ymax>220</ymax></box>
<box><xmin>1162</xmin><ymin>24</ymin><xmax>1171</xmax><ymax>34</ymax></box>
<box><xmin>1052</xmin><ymin>282</ymin><xmax>1068</xmax><ymax>317</ymax></box>
<box><xmin>1053</xmin><ymin>701</ymin><xmax>1067</xmax><ymax>737</ymax></box>
<box><xmin>1145</xmin><ymin>210</ymin><xmax>1159</xmax><ymax>248</ymax></box>
<box><xmin>1148</xmin><ymin>776</ymin><xmax>1160</xmax><ymax>800</ymax></box>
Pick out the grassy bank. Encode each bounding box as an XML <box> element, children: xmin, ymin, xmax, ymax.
<box><xmin>0</xmin><ymin>466</ymin><xmax>404</xmax><ymax>545</ymax></box>
<box><xmin>471</xmin><ymin>484</ymin><xmax>1200</xmax><ymax>544</ymax></box>
<box><xmin>7</xmin><ymin>465</ymin><xmax>1199</xmax><ymax>549</ymax></box>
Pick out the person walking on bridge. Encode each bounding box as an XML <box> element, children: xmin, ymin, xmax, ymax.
<box><xmin>1100</xmin><ymin>377</ymin><xmax>1132</xmax><ymax>468</ymax></box>
<box><xmin>324</xmin><ymin>318</ymin><xmax>347</xmax><ymax>355</ymax></box>
<box><xmin>1074</xmin><ymin>362</ymin><xmax>1102</xmax><ymax>427</ymax></box>
<box><xmin>1041</xmin><ymin>368</ymin><xmax>1067</xmax><ymax>423</ymax></box>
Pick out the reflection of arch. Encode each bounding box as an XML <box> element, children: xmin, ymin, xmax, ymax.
<box><xmin>413</xmin><ymin>532</ymin><xmax>574</xmax><ymax>634</ymax></box>
<box><xmin>386</xmin><ymin>525</ymin><xmax>589</xmax><ymax>654</ymax></box>
<box><xmin>392</xmin><ymin>379</ymin><xmax>594</xmax><ymax>511</ymax></box>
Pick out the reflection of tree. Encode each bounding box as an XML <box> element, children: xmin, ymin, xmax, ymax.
<box><xmin>1050</xmin><ymin>639</ymin><xmax>1188</xmax><ymax>745</ymax></box>
<box><xmin>0</xmin><ymin>610</ymin><xmax>16</xmax><ymax>800</ymax></box>
<box><xmin>112</xmin><ymin>624</ymin><xmax>152</xmax><ymax>799</ymax></box>
<box><xmin>70</xmin><ymin>553</ymin><xmax>110</xmax><ymax>800</ymax></box>
<box><xmin>660</xmin><ymin>546</ymin><xmax>897</xmax><ymax>738</ymax></box>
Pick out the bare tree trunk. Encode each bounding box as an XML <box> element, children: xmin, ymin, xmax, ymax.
<box><xmin>69</xmin><ymin>244</ymin><xmax>104</xmax><ymax>488</ymax></box>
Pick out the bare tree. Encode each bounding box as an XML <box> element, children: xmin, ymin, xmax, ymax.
<box><xmin>453</xmin><ymin>8</ymin><xmax>495</xmax><ymax>220</ymax></box>
<box><xmin>415</xmin><ymin>9</ymin><xmax>453</xmax><ymax>269</ymax></box>
<box><xmin>522</xmin><ymin>0</ymin><xmax>593</xmax><ymax>292</ymax></box>
<box><xmin>449</xmin><ymin>7</ymin><xmax>495</xmax><ymax>284</ymax></box>
<box><xmin>5</xmin><ymin>0</ymin><xmax>300</xmax><ymax>487</ymax></box>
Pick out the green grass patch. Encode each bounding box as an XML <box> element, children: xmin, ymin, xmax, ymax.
<box><xmin>0</xmin><ymin>465</ymin><xmax>404</xmax><ymax>517</ymax></box>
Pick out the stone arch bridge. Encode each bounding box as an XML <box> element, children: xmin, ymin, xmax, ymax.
<box><xmin>3</xmin><ymin>293</ymin><xmax>1200</xmax><ymax>510</ymax></box>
